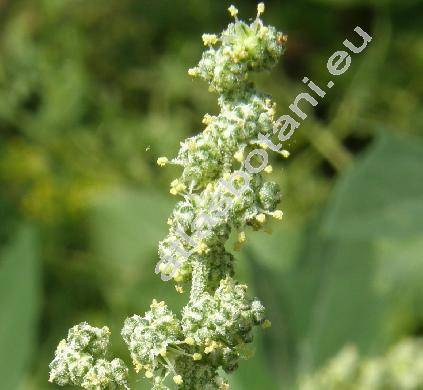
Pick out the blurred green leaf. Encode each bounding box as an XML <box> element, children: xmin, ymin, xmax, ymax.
<box><xmin>87</xmin><ymin>188</ymin><xmax>185</xmax><ymax>317</ymax></box>
<box><xmin>243</xmin><ymin>132</ymin><xmax>423</xmax><ymax>387</ymax></box>
<box><xmin>229</xmin><ymin>332</ymin><xmax>276</xmax><ymax>390</ymax></box>
<box><xmin>300</xmin><ymin>133</ymin><xmax>423</xmax><ymax>368</ymax></box>
<box><xmin>322</xmin><ymin>132</ymin><xmax>423</xmax><ymax>240</ymax></box>
<box><xmin>0</xmin><ymin>224</ymin><xmax>40</xmax><ymax>389</ymax></box>
<box><xmin>89</xmin><ymin>188</ymin><xmax>173</xmax><ymax>267</ymax></box>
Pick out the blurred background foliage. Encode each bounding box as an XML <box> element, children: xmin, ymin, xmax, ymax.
<box><xmin>0</xmin><ymin>0</ymin><xmax>422</xmax><ymax>389</ymax></box>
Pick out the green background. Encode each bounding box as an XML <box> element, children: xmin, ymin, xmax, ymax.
<box><xmin>0</xmin><ymin>0</ymin><xmax>422</xmax><ymax>388</ymax></box>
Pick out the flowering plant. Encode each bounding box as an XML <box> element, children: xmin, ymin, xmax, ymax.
<box><xmin>49</xmin><ymin>4</ymin><xmax>287</xmax><ymax>389</ymax></box>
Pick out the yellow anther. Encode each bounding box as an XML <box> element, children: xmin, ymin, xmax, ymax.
<box><xmin>234</xmin><ymin>149</ymin><xmax>244</xmax><ymax>162</ymax></box>
<box><xmin>145</xmin><ymin>371</ymin><xmax>153</xmax><ymax>379</ymax></box>
<box><xmin>264</xmin><ymin>165</ymin><xmax>273</xmax><ymax>173</ymax></box>
<box><xmin>174</xmin><ymin>270</ymin><xmax>184</xmax><ymax>282</ymax></box>
<box><xmin>238</xmin><ymin>231</ymin><xmax>246</xmax><ymax>243</ymax></box>
<box><xmin>150</xmin><ymin>299</ymin><xmax>165</xmax><ymax>308</ymax></box>
<box><xmin>188</xmin><ymin>67</ymin><xmax>198</xmax><ymax>77</ymax></box>
<box><xmin>202</xmin><ymin>114</ymin><xmax>214</xmax><ymax>125</ymax></box>
<box><xmin>196</xmin><ymin>242</ymin><xmax>209</xmax><ymax>254</ymax></box>
<box><xmin>192</xmin><ymin>353</ymin><xmax>202</xmax><ymax>361</ymax></box>
<box><xmin>175</xmin><ymin>285</ymin><xmax>184</xmax><ymax>294</ymax></box>
<box><xmin>159</xmin><ymin>262</ymin><xmax>173</xmax><ymax>274</ymax></box>
<box><xmin>228</xmin><ymin>5</ymin><xmax>238</xmax><ymax>17</ymax></box>
<box><xmin>256</xmin><ymin>213</ymin><xmax>266</xmax><ymax>224</ymax></box>
<box><xmin>167</xmin><ymin>218</ymin><xmax>173</xmax><ymax>225</ymax></box>
<box><xmin>262</xmin><ymin>319</ymin><xmax>272</xmax><ymax>329</ymax></box>
<box><xmin>184</xmin><ymin>337</ymin><xmax>195</xmax><ymax>346</ymax></box>
<box><xmin>204</xmin><ymin>340</ymin><xmax>219</xmax><ymax>354</ymax></box>
<box><xmin>281</xmin><ymin>149</ymin><xmax>290</xmax><ymax>158</ymax></box>
<box><xmin>257</xmin><ymin>3</ymin><xmax>265</xmax><ymax>16</ymax></box>
<box><xmin>277</xmin><ymin>34</ymin><xmax>288</xmax><ymax>45</ymax></box>
<box><xmin>234</xmin><ymin>231</ymin><xmax>246</xmax><ymax>251</ymax></box>
<box><xmin>173</xmin><ymin>375</ymin><xmax>183</xmax><ymax>385</ymax></box>
<box><xmin>202</xmin><ymin>34</ymin><xmax>218</xmax><ymax>46</ymax></box>
<box><xmin>133</xmin><ymin>359</ymin><xmax>143</xmax><ymax>373</ymax></box>
<box><xmin>170</xmin><ymin>179</ymin><xmax>186</xmax><ymax>195</ymax></box>
<box><xmin>272</xmin><ymin>210</ymin><xmax>283</xmax><ymax>220</ymax></box>
<box><xmin>157</xmin><ymin>157</ymin><xmax>168</xmax><ymax>167</ymax></box>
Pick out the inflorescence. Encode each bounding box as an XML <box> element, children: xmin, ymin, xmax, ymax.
<box><xmin>49</xmin><ymin>4</ymin><xmax>287</xmax><ymax>389</ymax></box>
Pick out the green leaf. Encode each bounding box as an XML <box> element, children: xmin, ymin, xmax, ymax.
<box><xmin>89</xmin><ymin>188</ymin><xmax>173</xmax><ymax>268</ymax></box>
<box><xmin>88</xmin><ymin>188</ymin><xmax>184</xmax><ymax>316</ymax></box>
<box><xmin>0</xmin><ymin>224</ymin><xmax>40</xmax><ymax>389</ymax></box>
<box><xmin>242</xmin><ymin>132</ymin><xmax>423</xmax><ymax>385</ymax></box>
<box><xmin>228</xmin><ymin>332</ymin><xmax>276</xmax><ymax>390</ymax></box>
<box><xmin>322</xmin><ymin>133</ymin><xmax>423</xmax><ymax>240</ymax></box>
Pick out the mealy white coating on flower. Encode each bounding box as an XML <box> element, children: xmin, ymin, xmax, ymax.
<box><xmin>300</xmin><ymin>338</ymin><xmax>423</xmax><ymax>390</ymax></box>
<box><xmin>136</xmin><ymin>4</ymin><xmax>286</xmax><ymax>389</ymax></box>
<box><xmin>50</xmin><ymin>4</ymin><xmax>286</xmax><ymax>390</ymax></box>
<box><xmin>49</xmin><ymin>322</ymin><xmax>129</xmax><ymax>389</ymax></box>
<box><xmin>121</xmin><ymin>299</ymin><xmax>182</xmax><ymax>371</ymax></box>
<box><xmin>172</xmin><ymin>89</ymin><xmax>277</xmax><ymax>190</ymax></box>
<box><xmin>189</xmin><ymin>12</ymin><xmax>285</xmax><ymax>93</ymax></box>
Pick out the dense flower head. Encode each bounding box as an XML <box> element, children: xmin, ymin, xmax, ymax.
<box><xmin>188</xmin><ymin>5</ymin><xmax>286</xmax><ymax>93</ymax></box>
<box><xmin>49</xmin><ymin>323</ymin><xmax>129</xmax><ymax>389</ymax></box>
<box><xmin>137</xmin><ymin>4</ymin><xmax>285</xmax><ymax>387</ymax></box>
<box><xmin>121</xmin><ymin>300</ymin><xmax>182</xmax><ymax>372</ymax></box>
<box><xmin>50</xmin><ymin>4</ymin><xmax>285</xmax><ymax>390</ymax></box>
<box><xmin>157</xmin><ymin>171</ymin><xmax>281</xmax><ymax>283</ymax></box>
<box><xmin>181</xmin><ymin>277</ymin><xmax>265</xmax><ymax>352</ymax></box>
<box><xmin>172</xmin><ymin>87</ymin><xmax>276</xmax><ymax>190</ymax></box>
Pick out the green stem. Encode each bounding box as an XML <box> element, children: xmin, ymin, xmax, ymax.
<box><xmin>189</xmin><ymin>256</ymin><xmax>207</xmax><ymax>302</ymax></box>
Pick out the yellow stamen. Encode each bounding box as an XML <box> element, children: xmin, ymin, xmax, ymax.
<box><xmin>173</xmin><ymin>375</ymin><xmax>183</xmax><ymax>385</ymax></box>
<box><xmin>184</xmin><ymin>337</ymin><xmax>195</xmax><ymax>346</ymax></box>
<box><xmin>157</xmin><ymin>157</ymin><xmax>168</xmax><ymax>167</ymax></box>
<box><xmin>192</xmin><ymin>353</ymin><xmax>202</xmax><ymax>361</ymax></box>
<box><xmin>281</xmin><ymin>149</ymin><xmax>290</xmax><ymax>158</ymax></box>
<box><xmin>264</xmin><ymin>165</ymin><xmax>273</xmax><ymax>173</ymax></box>
<box><xmin>188</xmin><ymin>68</ymin><xmax>198</xmax><ymax>77</ymax></box>
<box><xmin>272</xmin><ymin>210</ymin><xmax>283</xmax><ymax>220</ymax></box>
<box><xmin>238</xmin><ymin>231</ymin><xmax>246</xmax><ymax>243</ymax></box>
<box><xmin>262</xmin><ymin>319</ymin><xmax>272</xmax><ymax>329</ymax></box>
<box><xmin>202</xmin><ymin>34</ymin><xmax>218</xmax><ymax>46</ymax></box>
<box><xmin>202</xmin><ymin>114</ymin><xmax>214</xmax><ymax>125</ymax></box>
<box><xmin>196</xmin><ymin>242</ymin><xmax>209</xmax><ymax>254</ymax></box>
<box><xmin>234</xmin><ymin>149</ymin><xmax>244</xmax><ymax>162</ymax></box>
<box><xmin>228</xmin><ymin>5</ymin><xmax>238</xmax><ymax>17</ymax></box>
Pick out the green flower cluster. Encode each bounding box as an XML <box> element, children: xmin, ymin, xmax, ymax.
<box><xmin>300</xmin><ymin>338</ymin><xmax>423</xmax><ymax>390</ymax></box>
<box><xmin>49</xmin><ymin>323</ymin><xmax>129</xmax><ymax>389</ymax></box>
<box><xmin>50</xmin><ymin>3</ymin><xmax>286</xmax><ymax>389</ymax></box>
